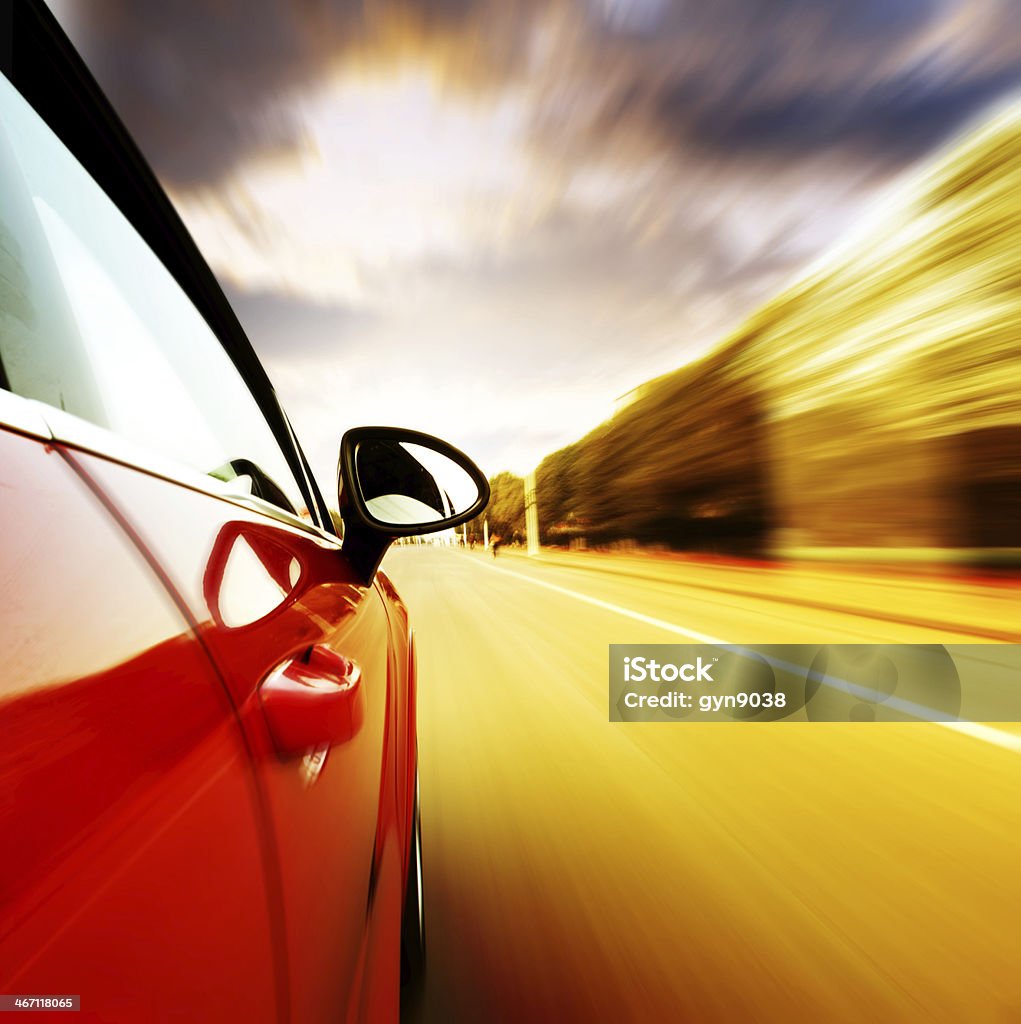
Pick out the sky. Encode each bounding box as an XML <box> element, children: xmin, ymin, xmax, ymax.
<box><xmin>46</xmin><ymin>0</ymin><xmax>1021</xmax><ymax>490</ymax></box>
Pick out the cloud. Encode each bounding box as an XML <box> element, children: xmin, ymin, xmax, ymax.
<box><xmin>47</xmin><ymin>0</ymin><xmax>325</xmax><ymax>187</ymax></box>
<box><xmin>52</xmin><ymin>0</ymin><xmax>1021</xmax><ymax>189</ymax></box>
<box><xmin>653</xmin><ymin>56</ymin><xmax>1021</xmax><ymax>164</ymax></box>
<box><xmin>47</xmin><ymin>0</ymin><xmax>545</xmax><ymax>188</ymax></box>
<box><xmin>226</xmin><ymin>287</ymin><xmax>376</xmax><ymax>361</ymax></box>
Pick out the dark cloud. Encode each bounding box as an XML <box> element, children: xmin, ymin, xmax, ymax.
<box><xmin>49</xmin><ymin>0</ymin><xmax>541</xmax><ymax>188</ymax></box>
<box><xmin>557</xmin><ymin>0</ymin><xmax>1021</xmax><ymax>173</ymax></box>
<box><xmin>586</xmin><ymin>0</ymin><xmax>943</xmax><ymax>43</ymax></box>
<box><xmin>655</xmin><ymin>60</ymin><xmax>1021</xmax><ymax>163</ymax></box>
<box><xmin>227</xmin><ymin>286</ymin><xmax>375</xmax><ymax>361</ymax></box>
<box><xmin>49</xmin><ymin>0</ymin><xmax>1021</xmax><ymax>191</ymax></box>
<box><xmin>51</xmin><ymin>0</ymin><xmax>329</xmax><ymax>186</ymax></box>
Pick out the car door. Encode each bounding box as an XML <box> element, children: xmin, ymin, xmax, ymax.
<box><xmin>0</xmin><ymin>405</ymin><xmax>281</xmax><ymax>1024</ymax></box>
<box><xmin>69</xmin><ymin>452</ymin><xmax>397</xmax><ymax>1024</ymax></box>
<box><xmin>69</xmin><ymin>452</ymin><xmax>398</xmax><ymax>1024</ymax></box>
<box><xmin>0</xmin><ymin>49</ymin><xmax>398</xmax><ymax>1023</ymax></box>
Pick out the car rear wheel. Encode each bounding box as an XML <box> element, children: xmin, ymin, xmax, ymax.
<box><xmin>401</xmin><ymin>769</ymin><xmax>426</xmax><ymax>985</ymax></box>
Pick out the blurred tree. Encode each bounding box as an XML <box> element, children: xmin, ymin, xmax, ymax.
<box><xmin>503</xmin><ymin>109</ymin><xmax>1021</xmax><ymax>560</ymax></box>
<box><xmin>532</xmin><ymin>347</ymin><xmax>772</xmax><ymax>553</ymax></box>
<box><xmin>481</xmin><ymin>471</ymin><xmax>525</xmax><ymax>542</ymax></box>
<box><xmin>536</xmin><ymin>443</ymin><xmax>583</xmax><ymax>544</ymax></box>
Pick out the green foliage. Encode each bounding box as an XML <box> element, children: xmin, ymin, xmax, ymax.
<box><xmin>483</xmin><ymin>471</ymin><xmax>525</xmax><ymax>543</ymax></box>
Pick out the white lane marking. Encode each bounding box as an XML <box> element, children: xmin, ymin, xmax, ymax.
<box><xmin>940</xmin><ymin>722</ymin><xmax>1021</xmax><ymax>753</ymax></box>
<box><xmin>477</xmin><ymin>560</ymin><xmax>725</xmax><ymax>643</ymax></box>
<box><xmin>475</xmin><ymin>557</ymin><xmax>1021</xmax><ymax>754</ymax></box>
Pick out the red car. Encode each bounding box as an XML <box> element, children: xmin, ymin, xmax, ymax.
<box><xmin>0</xmin><ymin>3</ymin><xmax>488</xmax><ymax>1020</ymax></box>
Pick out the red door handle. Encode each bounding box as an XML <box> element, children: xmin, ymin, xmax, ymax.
<box><xmin>259</xmin><ymin>645</ymin><xmax>365</xmax><ymax>756</ymax></box>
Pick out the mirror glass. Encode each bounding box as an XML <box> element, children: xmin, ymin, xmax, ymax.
<box><xmin>355</xmin><ymin>439</ymin><xmax>482</xmax><ymax>527</ymax></box>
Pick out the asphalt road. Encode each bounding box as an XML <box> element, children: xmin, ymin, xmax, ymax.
<box><xmin>386</xmin><ymin>546</ymin><xmax>1021</xmax><ymax>1023</ymax></box>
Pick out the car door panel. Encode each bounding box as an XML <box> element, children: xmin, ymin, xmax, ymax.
<box><xmin>64</xmin><ymin>447</ymin><xmax>396</xmax><ymax>1023</ymax></box>
<box><xmin>0</xmin><ymin>426</ymin><xmax>280</xmax><ymax>1023</ymax></box>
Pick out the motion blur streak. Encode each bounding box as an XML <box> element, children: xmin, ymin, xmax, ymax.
<box><xmin>387</xmin><ymin>547</ymin><xmax>1021</xmax><ymax>1024</ymax></box>
<box><xmin>524</xmin><ymin>105</ymin><xmax>1021</xmax><ymax>562</ymax></box>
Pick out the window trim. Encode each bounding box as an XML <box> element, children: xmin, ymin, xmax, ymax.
<box><xmin>1</xmin><ymin>1</ymin><xmax>337</xmax><ymax>536</ymax></box>
<box><xmin>0</xmin><ymin>389</ymin><xmax>341</xmax><ymax>546</ymax></box>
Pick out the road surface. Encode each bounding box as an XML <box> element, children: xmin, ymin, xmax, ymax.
<box><xmin>387</xmin><ymin>546</ymin><xmax>1021</xmax><ymax>1023</ymax></box>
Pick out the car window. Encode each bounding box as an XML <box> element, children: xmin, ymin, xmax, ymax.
<box><xmin>0</xmin><ymin>71</ymin><xmax>309</xmax><ymax>519</ymax></box>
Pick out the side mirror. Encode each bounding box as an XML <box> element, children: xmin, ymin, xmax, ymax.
<box><xmin>338</xmin><ymin>426</ymin><xmax>490</xmax><ymax>582</ymax></box>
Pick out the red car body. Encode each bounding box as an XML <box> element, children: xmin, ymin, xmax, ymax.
<box><xmin>0</xmin><ymin>3</ymin><xmax>481</xmax><ymax>1019</ymax></box>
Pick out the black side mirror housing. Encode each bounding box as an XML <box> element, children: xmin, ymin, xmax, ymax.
<box><xmin>338</xmin><ymin>426</ymin><xmax>490</xmax><ymax>583</ymax></box>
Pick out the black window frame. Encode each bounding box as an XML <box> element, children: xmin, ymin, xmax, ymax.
<box><xmin>0</xmin><ymin>0</ymin><xmax>336</xmax><ymax>535</ymax></box>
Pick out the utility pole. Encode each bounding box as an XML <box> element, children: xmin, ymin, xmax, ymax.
<box><xmin>483</xmin><ymin>518</ymin><xmax>489</xmax><ymax>550</ymax></box>
<box><xmin>524</xmin><ymin>471</ymin><xmax>539</xmax><ymax>556</ymax></box>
